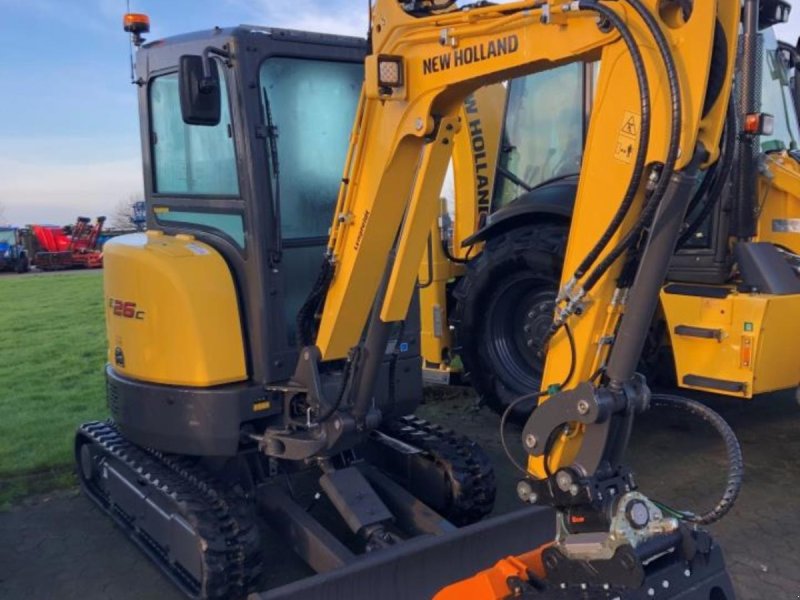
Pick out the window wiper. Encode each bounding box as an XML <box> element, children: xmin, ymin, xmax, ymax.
<box><xmin>262</xmin><ymin>88</ymin><xmax>282</xmax><ymax>265</ymax></box>
<box><xmin>496</xmin><ymin>165</ymin><xmax>533</xmax><ymax>192</ymax></box>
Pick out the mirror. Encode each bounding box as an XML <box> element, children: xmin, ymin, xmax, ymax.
<box><xmin>179</xmin><ymin>55</ymin><xmax>221</xmax><ymax>126</ymax></box>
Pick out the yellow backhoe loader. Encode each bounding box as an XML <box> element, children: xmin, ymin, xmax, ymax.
<box><xmin>422</xmin><ymin>3</ymin><xmax>800</xmax><ymax>421</ymax></box>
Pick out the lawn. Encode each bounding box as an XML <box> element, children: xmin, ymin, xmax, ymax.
<box><xmin>0</xmin><ymin>271</ymin><xmax>107</xmax><ymax>506</ymax></box>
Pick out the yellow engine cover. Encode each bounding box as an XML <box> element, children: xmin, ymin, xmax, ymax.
<box><xmin>661</xmin><ymin>288</ymin><xmax>800</xmax><ymax>398</ymax></box>
<box><xmin>104</xmin><ymin>231</ymin><xmax>247</xmax><ymax>387</ymax></box>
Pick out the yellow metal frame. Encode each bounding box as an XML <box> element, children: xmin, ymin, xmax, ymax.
<box><xmin>313</xmin><ymin>0</ymin><xmax>738</xmax><ymax>477</ymax></box>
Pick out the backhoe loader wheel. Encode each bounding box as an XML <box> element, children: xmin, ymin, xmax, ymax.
<box><xmin>453</xmin><ymin>223</ymin><xmax>567</xmax><ymax>423</ymax></box>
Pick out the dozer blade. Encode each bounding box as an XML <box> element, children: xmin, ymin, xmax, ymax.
<box><xmin>251</xmin><ymin>506</ymin><xmax>554</xmax><ymax>600</ymax></box>
<box><xmin>252</xmin><ymin>505</ymin><xmax>736</xmax><ymax>600</ymax></box>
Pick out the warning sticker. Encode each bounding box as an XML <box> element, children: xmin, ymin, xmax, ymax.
<box><xmin>619</xmin><ymin>111</ymin><xmax>640</xmax><ymax>139</ymax></box>
<box><xmin>614</xmin><ymin>136</ymin><xmax>636</xmax><ymax>164</ymax></box>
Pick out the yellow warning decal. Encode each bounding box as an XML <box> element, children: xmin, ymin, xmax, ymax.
<box><xmin>614</xmin><ymin>136</ymin><xmax>636</xmax><ymax>163</ymax></box>
<box><xmin>614</xmin><ymin>112</ymin><xmax>640</xmax><ymax>164</ymax></box>
<box><xmin>620</xmin><ymin>111</ymin><xmax>640</xmax><ymax>139</ymax></box>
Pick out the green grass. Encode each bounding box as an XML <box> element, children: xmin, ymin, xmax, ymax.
<box><xmin>0</xmin><ymin>272</ymin><xmax>106</xmax><ymax>506</ymax></box>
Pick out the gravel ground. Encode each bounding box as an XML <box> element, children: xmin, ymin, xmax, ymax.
<box><xmin>1</xmin><ymin>386</ymin><xmax>798</xmax><ymax>599</ymax></box>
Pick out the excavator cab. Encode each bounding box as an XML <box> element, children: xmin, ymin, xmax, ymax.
<box><xmin>99</xmin><ymin>27</ymin><xmax>424</xmax><ymax>453</ymax></box>
<box><xmin>77</xmin><ymin>23</ymin><xmax>507</xmax><ymax>599</ymax></box>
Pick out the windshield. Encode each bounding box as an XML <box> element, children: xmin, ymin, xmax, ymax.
<box><xmin>494</xmin><ymin>63</ymin><xmax>585</xmax><ymax>209</ymax></box>
<box><xmin>0</xmin><ymin>230</ymin><xmax>15</xmax><ymax>246</ymax></box>
<box><xmin>761</xmin><ymin>30</ymin><xmax>800</xmax><ymax>151</ymax></box>
<box><xmin>259</xmin><ymin>58</ymin><xmax>363</xmax><ymax>240</ymax></box>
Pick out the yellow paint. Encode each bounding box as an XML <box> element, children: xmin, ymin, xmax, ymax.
<box><xmin>661</xmin><ymin>289</ymin><xmax>800</xmax><ymax>397</ymax></box>
<box><xmin>419</xmin><ymin>211</ymin><xmax>462</xmax><ymax>370</ymax></box>
<box><xmin>104</xmin><ymin>232</ymin><xmax>247</xmax><ymax>387</ymax></box>
<box><xmin>756</xmin><ymin>152</ymin><xmax>800</xmax><ymax>254</ymax></box>
<box><xmin>451</xmin><ymin>84</ymin><xmax>507</xmax><ymax>257</ymax></box>
<box><xmin>419</xmin><ymin>84</ymin><xmax>505</xmax><ymax>372</ymax></box>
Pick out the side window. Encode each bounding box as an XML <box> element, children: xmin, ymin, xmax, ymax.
<box><xmin>259</xmin><ymin>58</ymin><xmax>363</xmax><ymax>239</ymax></box>
<box><xmin>150</xmin><ymin>67</ymin><xmax>239</xmax><ymax>196</ymax></box>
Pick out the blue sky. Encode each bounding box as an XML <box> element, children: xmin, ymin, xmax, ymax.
<box><xmin>0</xmin><ymin>1</ymin><xmax>798</xmax><ymax>225</ymax></box>
<box><xmin>0</xmin><ymin>0</ymin><xmax>367</xmax><ymax>225</ymax></box>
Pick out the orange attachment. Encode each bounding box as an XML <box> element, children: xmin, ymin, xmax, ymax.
<box><xmin>123</xmin><ymin>12</ymin><xmax>150</xmax><ymax>33</ymax></box>
<box><xmin>434</xmin><ymin>546</ymin><xmax>549</xmax><ymax>600</ymax></box>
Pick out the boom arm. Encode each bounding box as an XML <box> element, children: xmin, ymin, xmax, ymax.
<box><xmin>316</xmin><ymin>0</ymin><xmax>736</xmax><ymax>428</ymax></box>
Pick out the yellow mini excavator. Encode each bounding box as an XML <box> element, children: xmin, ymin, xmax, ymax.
<box><xmin>76</xmin><ymin>2</ymin><xmax>756</xmax><ymax>598</ymax></box>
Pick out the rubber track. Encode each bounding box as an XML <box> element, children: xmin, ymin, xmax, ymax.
<box><xmin>76</xmin><ymin>421</ymin><xmax>262</xmax><ymax>599</ymax></box>
<box><xmin>380</xmin><ymin>416</ymin><xmax>496</xmax><ymax>526</ymax></box>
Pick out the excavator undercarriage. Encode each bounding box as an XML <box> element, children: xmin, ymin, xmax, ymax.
<box><xmin>76</xmin><ymin>415</ymin><xmax>497</xmax><ymax>597</ymax></box>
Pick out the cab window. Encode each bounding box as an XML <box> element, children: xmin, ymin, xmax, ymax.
<box><xmin>259</xmin><ymin>58</ymin><xmax>363</xmax><ymax>239</ymax></box>
<box><xmin>149</xmin><ymin>67</ymin><xmax>239</xmax><ymax>196</ymax></box>
<box><xmin>494</xmin><ymin>63</ymin><xmax>585</xmax><ymax>209</ymax></box>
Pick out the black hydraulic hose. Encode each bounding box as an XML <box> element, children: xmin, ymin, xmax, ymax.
<box><xmin>580</xmin><ymin>0</ymin><xmax>683</xmax><ymax>295</ymax></box>
<box><xmin>499</xmin><ymin>323</ymin><xmax>577</xmax><ymax>477</ymax></box>
<box><xmin>650</xmin><ymin>394</ymin><xmax>743</xmax><ymax>526</ymax></box>
<box><xmin>677</xmin><ymin>100</ymin><xmax>737</xmax><ymax>248</ymax></box>
<box><xmin>569</xmin><ymin>0</ymin><xmax>652</xmax><ymax>282</ymax></box>
<box><xmin>583</xmin><ymin>0</ymin><xmax>683</xmax><ymax>293</ymax></box>
<box><xmin>442</xmin><ymin>238</ymin><xmax>470</xmax><ymax>264</ymax></box>
<box><xmin>313</xmin><ymin>352</ymin><xmax>355</xmax><ymax>423</ymax></box>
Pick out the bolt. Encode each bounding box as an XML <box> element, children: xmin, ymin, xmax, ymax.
<box><xmin>603</xmin><ymin>584</ymin><xmax>610</xmax><ymax>590</ymax></box>
<box><xmin>580</xmin><ymin>583</ymin><xmax>587</xmax><ymax>590</ymax></box>
<box><xmin>556</xmin><ymin>471</ymin><xmax>573</xmax><ymax>492</ymax></box>
<box><xmin>569</xmin><ymin>484</ymin><xmax>580</xmax><ymax>496</ymax></box>
<box><xmin>684</xmin><ymin>569</ymin><xmax>691</xmax><ymax>578</ymax></box>
<box><xmin>516</xmin><ymin>480</ymin><xmax>538</xmax><ymax>504</ymax></box>
<box><xmin>662</xmin><ymin>580</ymin><xmax>670</xmax><ymax>589</ymax></box>
<box><xmin>647</xmin><ymin>588</ymin><xmax>655</xmax><ymax>597</ymax></box>
<box><xmin>415</xmin><ymin>117</ymin><xmax>424</xmax><ymax>131</ymax></box>
<box><xmin>526</xmin><ymin>340</ymin><xmax>535</xmax><ymax>348</ymax></box>
<box><xmin>528</xmin><ymin>311</ymin><xmax>535</xmax><ymax>319</ymax></box>
<box><xmin>577</xmin><ymin>399</ymin><xmax>590</xmax><ymax>415</ymax></box>
<box><xmin>524</xmin><ymin>434</ymin><xmax>537</xmax><ymax>449</ymax></box>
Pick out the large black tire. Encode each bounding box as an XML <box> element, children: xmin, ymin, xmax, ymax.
<box><xmin>452</xmin><ymin>223</ymin><xmax>568</xmax><ymax>422</ymax></box>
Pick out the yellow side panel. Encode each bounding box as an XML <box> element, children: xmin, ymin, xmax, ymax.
<box><xmin>104</xmin><ymin>231</ymin><xmax>247</xmax><ymax>387</ymax></box>
<box><xmin>661</xmin><ymin>290</ymin><xmax>800</xmax><ymax>397</ymax></box>
<box><xmin>756</xmin><ymin>152</ymin><xmax>800</xmax><ymax>254</ymax></box>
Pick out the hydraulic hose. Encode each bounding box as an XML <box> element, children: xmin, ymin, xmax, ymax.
<box><xmin>568</xmin><ymin>0</ymin><xmax>653</xmax><ymax>282</ymax></box>
<box><xmin>580</xmin><ymin>0</ymin><xmax>684</xmax><ymax>295</ymax></box>
<box><xmin>650</xmin><ymin>394</ymin><xmax>743</xmax><ymax>526</ymax></box>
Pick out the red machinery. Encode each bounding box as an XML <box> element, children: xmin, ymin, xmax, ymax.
<box><xmin>31</xmin><ymin>216</ymin><xmax>106</xmax><ymax>270</ymax></box>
